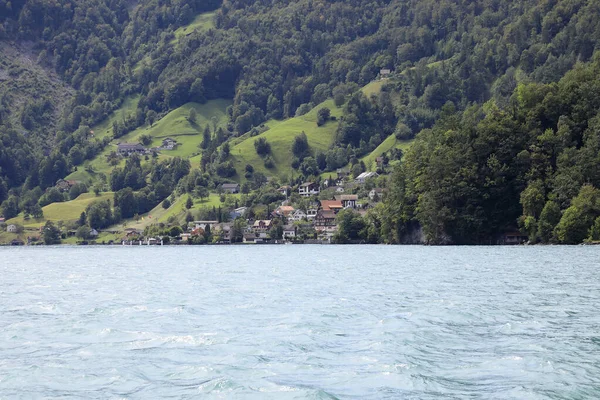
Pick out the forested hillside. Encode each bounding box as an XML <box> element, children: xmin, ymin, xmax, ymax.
<box><xmin>2</xmin><ymin>0</ymin><xmax>600</xmax><ymax>244</ymax></box>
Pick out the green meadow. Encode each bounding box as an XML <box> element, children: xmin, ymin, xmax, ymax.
<box><xmin>173</xmin><ymin>12</ymin><xmax>216</xmax><ymax>42</ymax></box>
<box><xmin>230</xmin><ymin>100</ymin><xmax>343</xmax><ymax>180</ymax></box>
<box><xmin>6</xmin><ymin>192</ymin><xmax>114</xmax><ymax>228</ymax></box>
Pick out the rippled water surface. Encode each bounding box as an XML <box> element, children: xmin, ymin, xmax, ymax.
<box><xmin>1</xmin><ymin>246</ymin><xmax>599</xmax><ymax>399</ymax></box>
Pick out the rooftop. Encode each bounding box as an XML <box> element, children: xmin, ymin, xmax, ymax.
<box><xmin>320</xmin><ymin>200</ymin><xmax>343</xmax><ymax>210</ymax></box>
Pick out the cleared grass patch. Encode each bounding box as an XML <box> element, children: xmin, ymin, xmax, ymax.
<box><xmin>6</xmin><ymin>192</ymin><xmax>114</xmax><ymax>228</ymax></box>
<box><xmin>230</xmin><ymin>99</ymin><xmax>343</xmax><ymax>180</ymax></box>
<box><xmin>91</xmin><ymin>96</ymin><xmax>140</xmax><ymax>140</ymax></box>
<box><xmin>361</xmin><ymin>134</ymin><xmax>414</xmax><ymax>171</ymax></box>
<box><xmin>173</xmin><ymin>12</ymin><xmax>215</xmax><ymax>42</ymax></box>
<box><xmin>66</xmin><ymin>100</ymin><xmax>231</xmax><ymax>184</ymax></box>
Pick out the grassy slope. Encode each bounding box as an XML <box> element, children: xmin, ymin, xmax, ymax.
<box><xmin>6</xmin><ymin>192</ymin><xmax>114</xmax><ymax>228</ymax></box>
<box><xmin>173</xmin><ymin>12</ymin><xmax>215</xmax><ymax>42</ymax></box>
<box><xmin>362</xmin><ymin>80</ymin><xmax>386</xmax><ymax>97</ymax></box>
<box><xmin>66</xmin><ymin>99</ymin><xmax>231</xmax><ymax>183</ymax></box>
<box><xmin>91</xmin><ymin>95</ymin><xmax>140</xmax><ymax>139</ymax></box>
<box><xmin>230</xmin><ymin>100</ymin><xmax>343</xmax><ymax>181</ymax></box>
<box><xmin>361</xmin><ymin>135</ymin><xmax>414</xmax><ymax>171</ymax></box>
<box><xmin>115</xmin><ymin>193</ymin><xmax>240</xmax><ymax>231</ymax></box>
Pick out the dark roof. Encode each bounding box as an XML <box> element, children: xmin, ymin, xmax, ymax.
<box><xmin>317</xmin><ymin>210</ymin><xmax>336</xmax><ymax>219</ymax></box>
<box><xmin>222</xmin><ymin>183</ymin><xmax>240</xmax><ymax>188</ymax></box>
<box><xmin>118</xmin><ymin>143</ymin><xmax>145</xmax><ymax>150</ymax></box>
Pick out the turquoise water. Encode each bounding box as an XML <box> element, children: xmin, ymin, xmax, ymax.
<box><xmin>0</xmin><ymin>246</ymin><xmax>599</xmax><ymax>399</ymax></box>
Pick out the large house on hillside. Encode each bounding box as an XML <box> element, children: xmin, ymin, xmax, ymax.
<box><xmin>222</xmin><ymin>183</ymin><xmax>240</xmax><ymax>194</ymax></box>
<box><xmin>299</xmin><ymin>182</ymin><xmax>320</xmax><ymax>197</ymax></box>
<box><xmin>320</xmin><ymin>200</ymin><xmax>343</xmax><ymax>213</ymax></box>
<box><xmin>161</xmin><ymin>138</ymin><xmax>178</xmax><ymax>150</ymax></box>
<box><xmin>117</xmin><ymin>143</ymin><xmax>146</xmax><ymax>156</ymax></box>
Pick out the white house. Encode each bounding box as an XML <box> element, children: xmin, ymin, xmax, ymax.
<box><xmin>161</xmin><ymin>138</ymin><xmax>178</xmax><ymax>150</ymax></box>
<box><xmin>193</xmin><ymin>220</ymin><xmax>219</xmax><ymax>231</ymax></box>
<box><xmin>307</xmin><ymin>207</ymin><xmax>318</xmax><ymax>220</ymax></box>
<box><xmin>369</xmin><ymin>188</ymin><xmax>385</xmax><ymax>201</ymax></box>
<box><xmin>6</xmin><ymin>224</ymin><xmax>17</xmax><ymax>233</ymax></box>
<box><xmin>339</xmin><ymin>194</ymin><xmax>358</xmax><ymax>209</ymax></box>
<box><xmin>283</xmin><ymin>225</ymin><xmax>296</xmax><ymax>239</ymax></box>
<box><xmin>289</xmin><ymin>209</ymin><xmax>307</xmax><ymax>222</ymax></box>
<box><xmin>299</xmin><ymin>182</ymin><xmax>320</xmax><ymax>197</ymax></box>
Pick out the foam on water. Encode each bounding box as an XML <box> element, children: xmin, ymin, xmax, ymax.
<box><xmin>0</xmin><ymin>245</ymin><xmax>599</xmax><ymax>399</ymax></box>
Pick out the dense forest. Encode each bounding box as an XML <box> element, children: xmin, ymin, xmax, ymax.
<box><xmin>2</xmin><ymin>0</ymin><xmax>600</xmax><ymax>244</ymax></box>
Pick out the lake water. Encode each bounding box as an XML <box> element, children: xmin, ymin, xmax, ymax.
<box><xmin>0</xmin><ymin>246</ymin><xmax>599</xmax><ymax>399</ymax></box>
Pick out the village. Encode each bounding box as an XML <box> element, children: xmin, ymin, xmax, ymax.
<box><xmin>0</xmin><ymin>166</ymin><xmax>389</xmax><ymax>246</ymax></box>
<box><xmin>110</xmin><ymin>169</ymin><xmax>386</xmax><ymax>246</ymax></box>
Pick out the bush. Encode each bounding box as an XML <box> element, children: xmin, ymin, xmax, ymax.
<box><xmin>162</xmin><ymin>199</ymin><xmax>171</xmax><ymax>209</ymax></box>
<box><xmin>264</xmin><ymin>156</ymin><xmax>275</xmax><ymax>169</ymax></box>
<box><xmin>317</xmin><ymin>107</ymin><xmax>331</xmax><ymax>126</ymax></box>
<box><xmin>139</xmin><ymin>134</ymin><xmax>152</xmax><ymax>146</ymax></box>
<box><xmin>295</xmin><ymin>103</ymin><xmax>313</xmax><ymax>117</ymax></box>
<box><xmin>254</xmin><ymin>137</ymin><xmax>271</xmax><ymax>156</ymax></box>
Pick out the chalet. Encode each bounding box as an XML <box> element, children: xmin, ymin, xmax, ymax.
<box><xmin>222</xmin><ymin>183</ymin><xmax>240</xmax><ymax>194</ymax></box>
<box><xmin>314</xmin><ymin>210</ymin><xmax>337</xmax><ymax>228</ymax></box>
<box><xmin>299</xmin><ymin>182</ymin><xmax>320</xmax><ymax>197</ymax></box>
<box><xmin>253</xmin><ymin>220</ymin><xmax>273</xmax><ymax>231</ymax></box>
<box><xmin>55</xmin><ymin>179</ymin><xmax>78</xmax><ymax>192</ymax></box>
<box><xmin>272</xmin><ymin>206</ymin><xmax>295</xmax><ymax>218</ymax></box>
<box><xmin>320</xmin><ymin>200</ymin><xmax>343</xmax><ymax>213</ymax></box>
<box><xmin>369</xmin><ymin>188</ymin><xmax>385</xmax><ymax>201</ymax></box>
<box><xmin>283</xmin><ymin>225</ymin><xmax>296</xmax><ymax>239</ymax></box>
<box><xmin>355</xmin><ymin>171</ymin><xmax>379</xmax><ymax>184</ymax></box>
<box><xmin>117</xmin><ymin>143</ymin><xmax>146</xmax><ymax>156</ymax></box>
<box><xmin>161</xmin><ymin>138</ymin><xmax>178</xmax><ymax>150</ymax></box>
<box><xmin>6</xmin><ymin>224</ymin><xmax>17</xmax><ymax>233</ymax></box>
<box><xmin>338</xmin><ymin>194</ymin><xmax>358</xmax><ymax>209</ymax></box>
<box><xmin>380</xmin><ymin>69</ymin><xmax>391</xmax><ymax>79</ymax></box>
<box><xmin>277</xmin><ymin>186</ymin><xmax>291</xmax><ymax>196</ymax></box>
<box><xmin>289</xmin><ymin>209</ymin><xmax>307</xmax><ymax>222</ymax></box>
